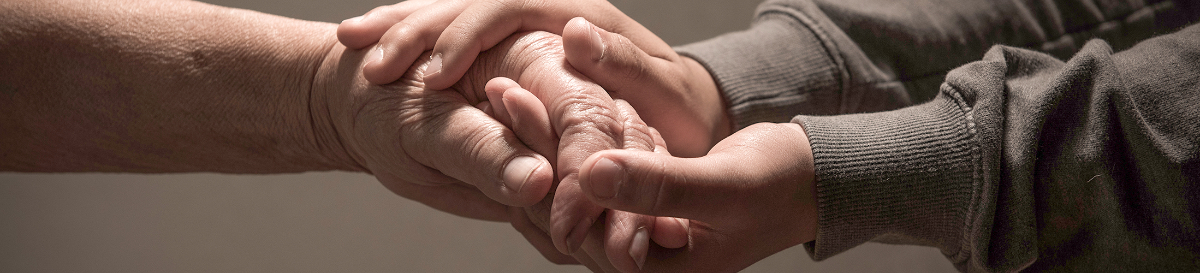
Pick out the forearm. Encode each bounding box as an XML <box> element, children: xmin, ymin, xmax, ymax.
<box><xmin>797</xmin><ymin>24</ymin><xmax>1200</xmax><ymax>272</ymax></box>
<box><xmin>0</xmin><ymin>0</ymin><xmax>345</xmax><ymax>173</ymax></box>
<box><xmin>679</xmin><ymin>0</ymin><xmax>1200</xmax><ymax>128</ymax></box>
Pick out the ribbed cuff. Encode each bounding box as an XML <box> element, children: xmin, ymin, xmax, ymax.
<box><xmin>675</xmin><ymin>9</ymin><xmax>843</xmax><ymax>129</ymax></box>
<box><xmin>794</xmin><ymin>94</ymin><xmax>979</xmax><ymax>260</ymax></box>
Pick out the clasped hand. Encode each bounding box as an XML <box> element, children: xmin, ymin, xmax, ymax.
<box><xmin>325</xmin><ymin>0</ymin><xmax>820</xmax><ymax>271</ymax></box>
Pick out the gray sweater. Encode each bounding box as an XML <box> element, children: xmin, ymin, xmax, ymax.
<box><xmin>676</xmin><ymin>0</ymin><xmax>1200</xmax><ymax>271</ymax></box>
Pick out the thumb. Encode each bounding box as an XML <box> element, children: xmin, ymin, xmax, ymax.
<box><xmin>561</xmin><ymin>17</ymin><xmax>676</xmax><ymax>95</ymax></box>
<box><xmin>578</xmin><ymin>148</ymin><xmax>742</xmax><ymax>222</ymax></box>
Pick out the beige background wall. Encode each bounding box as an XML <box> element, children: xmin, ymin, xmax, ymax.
<box><xmin>0</xmin><ymin>0</ymin><xmax>958</xmax><ymax>272</ymax></box>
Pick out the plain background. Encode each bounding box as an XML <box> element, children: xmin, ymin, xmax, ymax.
<box><xmin>0</xmin><ymin>0</ymin><xmax>959</xmax><ymax>272</ymax></box>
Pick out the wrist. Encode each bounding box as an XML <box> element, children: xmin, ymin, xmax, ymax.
<box><xmin>305</xmin><ymin>36</ymin><xmax>372</xmax><ymax>173</ymax></box>
<box><xmin>784</xmin><ymin>122</ymin><xmax>818</xmax><ymax>244</ymax></box>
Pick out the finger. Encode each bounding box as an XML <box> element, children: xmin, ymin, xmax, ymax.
<box><xmin>578</xmin><ymin>215</ymin><xmax>620</xmax><ymax>273</ymax></box>
<box><xmin>337</xmin><ymin>0</ymin><xmax>438</xmax><ymax>49</ymax></box>
<box><xmin>613</xmin><ymin>99</ymin><xmax>654</xmax><ymax>153</ymax></box>
<box><xmin>604</xmin><ymin>210</ymin><xmax>653</xmax><ymax>273</ymax></box>
<box><xmin>422</xmin><ymin>0</ymin><xmax>671</xmax><ymax>90</ymax></box>
<box><xmin>550</xmin><ymin>176</ymin><xmax>605</xmax><ymax>254</ymax></box>
<box><xmin>508</xmin><ymin>207</ymin><xmax>579</xmax><ymax>265</ymax></box>
<box><xmin>378</xmin><ymin>173</ymin><xmax>509</xmax><ymax>222</ymax></box>
<box><xmin>360</xmin><ymin>0</ymin><xmax>474</xmax><ymax>84</ymax></box>
<box><xmin>479</xmin><ymin>32</ymin><xmax>645</xmax><ymax>256</ymax></box>
<box><xmin>652</xmin><ymin>217</ymin><xmax>689</xmax><ymax>249</ymax></box>
<box><xmin>648</xmin><ymin>127</ymin><xmax>670</xmax><ymax>155</ymax></box>
<box><xmin>578</xmin><ymin>148</ymin><xmax>742</xmax><ymax>222</ymax></box>
<box><xmin>512</xmin><ymin>205</ymin><xmax>609</xmax><ymax>272</ymax></box>
<box><xmin>561</xmin><ymin>17</ymin><xmax>684</xmax><ymax>97</ymax></box>
<box><xmin>400</xmin><ymin>99</ymin><xmax>553</xmax><ymax>207</ymax></box>
<box><xmin>615</xmin><ymin>99</ymin><xmax>690</xmax><ymax>250</ymax></box>
<box><xmin>550</xmin><ymin>99</ymin><xmax>660</xmax><ymax>259</ymax></box>
<box><xmin>498</xmin><ymin>79</ymin><xmax>559</xmax><ymax>160</ymax></box>
<box><xmin>483</xmin><ymin>77</ymin><xmax>519</xmax><ymax>127</ymax></box>
<box><xmin>562</xmin><ymin>18</ymin><xmax>714</xmax><ymax>157</ymax></box>
<box><xmin>516</xmin><ymin>79</ymin><xmax>623</xmax><ymax>254</ymax></box>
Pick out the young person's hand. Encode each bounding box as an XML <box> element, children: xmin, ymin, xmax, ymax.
<box><xmin>575</xmin><ymin>122</ymin><xmax>819</xmax><ymax>272</ymax></box>
<box><xmin>338</xmin><ymin>1</ymin><xmax>731</xmax><ymax>158</ymax></box>
<box><xmin>336</xmin><ymin>0</ymin><xmax>662</xmax><ymax>89</ymax></box>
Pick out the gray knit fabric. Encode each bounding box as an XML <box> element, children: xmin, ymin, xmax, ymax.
<box><xmin>676</xmin><ymin>0</ymin><xmax>1200</xmax><ymax>271</ymax></box>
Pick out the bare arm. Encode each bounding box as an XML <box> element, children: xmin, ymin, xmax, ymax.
<box><xmin>0</xmin><ymin>0</ymin><xmax>345</xmax><ymax>173</ymax></box>
<box><xmin>0</xmin><ymin>0</ymin><xmax>571</xmax><ymax>221</ymax></box>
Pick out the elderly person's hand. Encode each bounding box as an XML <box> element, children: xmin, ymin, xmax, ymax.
<box><xmin>424</xmin><ymin>31</ymin><xmax>691</xmax><ymax>271</ymax></box>
<box><xmin>310</xmin><ymin>34</ymin><xmax>560</xmax><ymax>221</ymax></box>
<box><xmin>480</xmin><ymin>76</ymin><xmax>690</xmax><ymax>272</ymax></box>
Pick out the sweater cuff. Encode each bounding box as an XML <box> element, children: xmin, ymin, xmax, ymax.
<box><xmin>793</xmin><ymin>92</ymin><xmax>980</xmax><ymax>260</ymax></box>
<box><xmin>675</xmin><ymin>8</ymin><xmax>843</xmax><ymax>129</ymax></box>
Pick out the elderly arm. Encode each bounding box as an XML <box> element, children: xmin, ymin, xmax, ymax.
<box><xmin>0</xmin><ymin>0</ymin><xmax>341</xmax><ymax>173</ymax></box>
<box><xmin>0</xmin><ymin>0</ymin><xmax>561</xmax><ymax>221</ymax></box>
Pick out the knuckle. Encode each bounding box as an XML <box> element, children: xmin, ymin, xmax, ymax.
<box><xmin>558</xmin><ymin>95</ymin><xmax>623</xmax><ymax>139</ymax></box>
<box><xmin>509</xmin><ymin>32</ymin><xmax>564</xmax><ymax>60</ymax></box>
<box><xmin>390</xmin><ymin>21</ymin><xmax>432</xmax><ymax>47</ymax></box>
<box><xmin>621</xmin><ymin>120</ymin><xmax>656</xmax><ymax>151</ymax></box>
<box><xmin>366</xmin><ymin>5</ymin><xmax>389</xmax><ymax>17</ymax></box>
<box><xmin>457</xmin><ymin>113</ymin><xmax>510</xmax><ymax>162</ymax></box>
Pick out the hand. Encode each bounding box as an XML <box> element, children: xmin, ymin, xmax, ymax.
<box><xmin>308</xmin><ymin>35</ymin><xmax>559</xmax><ymax>222</ymax></box>
<box><xmin>337</xmin><ymin>0</ymin><xmax>663</xmax><ymax>88</ymax></box>
<box><xmin>317</xmin><ymin>29</ymin><xmax>687</xmax><ymax>266</ymax></box>
<box><xmin>575</xmin><ymin>122</ymin><xmax>819</xmax><ymax>272</ymax></box>
<box><xmin>484</xmin><ymin>80</ymin><xmax>689</xmax><ymax>272</ymax></box>
<box><xmin>337</xmin><ymin>1</ymin><xmax>729</xmax><ymax>157</ymax></box>
<box><xmin>468</xmin><ymin>34</ymin><xmax>692</xmax><ymax>270</ymax></box>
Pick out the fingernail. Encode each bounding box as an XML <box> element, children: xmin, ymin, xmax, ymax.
<box><xmin>629</xmin><ymin>227</ymin><xmax>649</xmax><ymax>270</ymax></box>
<box><xmin>586</xmin><ymin>20</ymin><xmax>606</xmax><ymax>60</ymax></box>
<box><xmin>675</xmin><ymin>217</ymin><xmax>690</xmax><ymax>233</ymax></box>
<box><xmin>588</xmin><ymin>157</ymin><xmax>623</xmax><ymax>200</ymax></box>
<box><xmin>364</xmin><ymin>45</ymin><xmax>384</xmax><ymax>68</ymax></box>
<box><xmin>341</xmin><ymin>15</ymin><xmax>363</xmax><ymax>24</ymax></box>
<box><xmin>503</xmin><ymin>156</ymin><xmax>543</xmax><ymax>193</ymax></box>
<box><xmin>503</xmin><ymin>97</ymin><xmax>520</xmax><ymax>127</ymax></box>
<box><xmin>426</xmin><ymin>54</ymin><xmax>443</xmax><ymax>76</ymax></box>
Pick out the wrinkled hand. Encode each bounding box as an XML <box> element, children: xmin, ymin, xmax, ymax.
<box><xmin>338</xmin><ymin>0</ymin><xmax>729</xmax><ymax>157</ymax></box>
<box><xmin>576</xmin><ymin>122</ymin><xmax>819</xmax><ymax>272</ymax></box>
<box><xmin>309</xmin><ymin>32</ymin><xmax>557</xmax><ymax>222</ymax></box>
<box><xmin>481</xmin><ymin>78</ymin><xmax>689</xmax><ymax>272</ymax></box>
<box><xmin>314</xmin><ymin>29</ymin><xmax>688</xmax><ymax>271</ymax></box>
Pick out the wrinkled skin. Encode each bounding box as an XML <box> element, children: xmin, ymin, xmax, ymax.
<box><xmin>312</xmin><ymin>31</ymin><xmax>687</xmax><ymax>272</ymax></box>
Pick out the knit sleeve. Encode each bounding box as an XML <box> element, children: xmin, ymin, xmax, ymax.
<box><xmin>674</xmin><ymin>0</ymin><xmax>910</xmax><ymax>130</ymax></box>
<box><xmin>795</xmin><ymin>25</ymin><xmax>1200</xmax><ymax>272</ymax></box>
